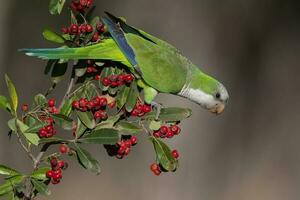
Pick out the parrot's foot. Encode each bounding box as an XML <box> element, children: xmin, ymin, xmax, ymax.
<box><xmin>151</xmin><ymin>102</ymin><xmax>162</xmax><ymax>120</ymax></box>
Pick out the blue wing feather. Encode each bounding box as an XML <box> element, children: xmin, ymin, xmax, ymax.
<box><xmin>102</xmin><ymin>17</ymin><xmax>137</xmax><ymax>66</ymax></box>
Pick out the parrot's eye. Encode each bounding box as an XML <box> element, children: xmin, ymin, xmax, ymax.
<box><xmin>215</xmin><ymin>93</ymin><xmax>221</xmax><ymax>99</ymax></box>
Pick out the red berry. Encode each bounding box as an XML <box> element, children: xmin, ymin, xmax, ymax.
<box><xmin>52</xmin><ymin>172</ymin><xmax>62</xmax><ymax>180</ymax></box>
<box><xmin>49</xmin><ymin>107</ymin><xmax>59</xmax><ymax>114</ymax></box>
<box><xmin>108</xmin><ymin>100</ymin><xmax>116</xmax><ymax>108</ymax></box>
<box><xmin>124</xmin><ymin>74</ymin><xmax>134</xmax><ymax>83</ymax></box>
<box><xmin>159</xmin><ymin>126</ymin><xmax>169</xmax><ymax>135</ymax></box>
<box><xmin>80</xmin><ymin>0</ymin><xmax>88</xmax><ymax>6</ymax></box>
<box><xmin>91</xmin><ymin>32</ymin><xmax>99</xmax><ymax>42</ymax></box>
<box><xmin>70</xmin><ymin>24</ymin><xmax>78</xmax><ymax>34</ymax></box>
<box><xmin>46</xmin><ymin>170</ymin><xmax>53</xmax><ymax>178</ymax></box>
<box><xmin>110</xmin><ymin>81</ymin><xmax>119</xmax><ymax>88</ymax></box>
<box><xmin>102</xmin><ymin>77</ymin><xmax>111</xmax><ymax>86</ymax></box>
<box><xmin>61</xmin><ymin>27</ymin><xmax>69</xmax><ymax>34</ymax></box>
<box><xmin>170</xmin><ymin>125</ymin><xmax>180</xmax><ymax>135</ymax></box>
<box><xmin>131</xmin><ymin>109</ymin><xmax>140</xmax><ymax>117</ymax></box>
<box><xmin>172</xmin><ymin>150</ymin><xmax>179</xmax><ymax>159</ymax></box>
<box><xmin>21</xmin><ymin>104</ymin><xmax>29</xmax><ymax>112</ymax></box>
<box><xmin>59</xmin><ymin>144</ymin><xmax>69</xmax><ymax>154</ymax></box>
<box><xmin>86</xmin><ymin>67</ymin><xmax>94</xmax><ymax>73</ymax></box>
<box><xmin>153</xmin><ymin>169</ymin><xmax>161</xmax><ymax>176</ymax></box>
<box><xmin>72</xmin><ymin>101</ymin><xmax>80</xmax><ymax>109</ymax></box>
<box><xmin>125</xmin><ymin>140</ymin><xmax>132</xmax><ymax>148</ymax></box>
<box><xmin>51</xmin><ymin>179</ymin><xmax>61</xmax><ymax>184</ymax></box>
<box><xmin>87</xmin><ymin>101</ymin><xmax>95</xmax><ymax>110</ymax></box>
<box><xmin>153</xmin><ymin>131</ymin><xmax>161</xmax><ymax>138</ymax></box>
<box><xmin>94</xmin><ymin>111</ymin><xmax>103</xmax><ymax>119</ymax></box>
<box><xmin>38</xmin><ymin>129</ymin><xmax>47</xmax><ymax>138</ymax></box>
<box><xmin>118</xmin><ymin>146</ymin><xmax>126</xmax><ymax>155</ymax></box>
<box><xmin>96</xmin><ymin>23</ymin><xmax>105</xmax><ymax>32</ymax></box>
<box><xmin>86</xmin><ymin>24</ymin><xmax>93</xmax><ymax>33</ymax></box>
<box><xmin>98</xmin><ymin>97</ymin><xmax>107</xmax><ymax>106</ymax></box>
<box><xmin>48</xmin><ymin>98</ymin><xmax>55</xmax><ymax>107</ymax></box>
<box><xmin>142</xmin><ymin>104</ymin><xmax>151</xmax><ymax>113</ymax></box>
<box><xmin>79</xmin><ymin>24</ymin><xmax>87</xmax><ymax>33</ymax></box>
<box><xmin>130</xmin><ymin>136</ymin><xmax>137</xmax><ymax>145</ymax></box>
<box><xmin>79</xmin><ymin>98</ymin><xmax>87</xmax><ymax>108</ymax></box>
<box><xmin>58</xmin><ymin>161</ymin><xmax>65</xmax><ymax>169</ymax></box>
<box><xmin>50</xmin><ymin>158</ymin><xmax>58</xmax><ymax>168</ymax></box>
<box><xmin>86</xmin><ymin>0</ymin><xmax>93</xmax><ymax>7</ymax></box>
<box><xmin>45</xmin><ymin>117</ymin><xmax>54</xmax><ymax>124</ymax></box>
<box><xmin>124</xmin><ymin>147</ymin><xmax>131</xmax><ymax>155</ymax></box>
<box><xmin>95</xmin><ymin>75</ymin><xmax>100</xmax><ymax>80</ymax></box>
<box><xmin>166</xmin><ymin>131</ymin><xmax>174</xmax><ymax>138</ymax></box>
<box><xmin>150</xmin><ymin>163</ymin><xmax>159</xmax><ymax>171</ymax></box>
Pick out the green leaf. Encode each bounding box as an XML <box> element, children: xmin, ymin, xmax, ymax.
<box><xmin>5</xmin><ymin>74</ymin><xmax>18</xmax><ymax>114</ymax></box>
<box><xmin>8</xmin><ymin>118</ymin><xmax>40</xmax><ymax>145</ymax></box>
<box><xmin>116</xmin><ymin>121</ymin><xmax>142</xmax><ymax>135</ymax></box>
<box><xmin>150</xmin><ymin>137</ymin><xmax>177</xmax><ymax>171</ymax></box>
<box><xmin>43</xmin><ymin>28</ymin><xmax>65</xmax><ymax>44</ymax></box>
<box><xmin>31</xmin><ymin>179</ymin><xmax>51</xmax><ymax>196</ymax></box>
<box><xmin>34</xmin><ymin>94</ymin><xmax>47</xmax><ymax>106</ymax></box>
<box><xmin>75</xmin><ymin>118</ymin><xmax>86</xmax><ymax>139</ymax></box>
<box><xmin>51</xmin><ymin>114</ymin><xmax>73</xmax><ymax>130</ymax></box>
<box><xmin>51</xmin><ymin>61</ymin><xmax>68</xmax><ymax>84</ymax></box>
<box><xmin>7</xmin><ymin>192</ymin><xmax>20</xmax><ymax>200</ymax></box>
<box><xmin>149</xmin><ymin>120</ymin><xmax>162</xmax><ymax>131</ymax></box>
<box><xmin>49</xmin><ymin>0</ymin><xmax>66</xmax><ymax>15</ymax></box>
<box><xmin>143</xmin><ymin>107</ymin><xmax>192</xmax><ymax>122</ymax></box>
<box><xmin>74</xmin><ymin>144</ymin><xmax>101</xmax><ymax>174</ymax></box>
<box><xmin>0</xmin><ymin>165</ymin><xmax>20</xmax><ymax>176</ymax></box>
<box><xmin>60</xmin><ymin>98</ymin><xmax>73</xmax><ymax>117</ymax></box>
<box><xmin>116</xmin><ymin>85</ymin><xmax>130</xmax><ymax>109</ymax></box>
<box><xmin>31</xmin><ymin>167</ymin><xmax>51</xmax><ymax>181</ymax></box>
<box><xmin>125</xmin><ymin>81</ymin><xmax>138</xmax><ymax>112</ymax></box>
<box><xmin>95</xmin><ymin>113</ymin><xmax>122</xmax><ymax>130</ymax></box>
<box><xmin>25</xmin><ymin>121</ymin><xmax>47</xmax><ymax>133</ymax></box>
<box><xmin>78</xmin><ymin>128</ymin><xmax>119</xmax><ymax>144</ymax></box>
<box><xmin>0</xmin><ymin>95</ymin><xmax>11</xmax><ymax>112</ymax></box>
<box><xmin>76</xmin><ymin>111</ymin><xmax>96</xmax><ymax>129</ymax></box>
<box><xmin>38</xmin><ymin>137</ymin><xmax>66</xmax><ymax>144</ymax></box>
<box><xmin>0</xmin><ymin>175</ymin><xmax>24</xmax><ymax>196</ymax></box>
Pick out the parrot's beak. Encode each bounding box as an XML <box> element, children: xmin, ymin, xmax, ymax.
<box><xmin>209</xmin><ymin>103</ymin><xmax>225</xmax><ymax>115</ymax></box>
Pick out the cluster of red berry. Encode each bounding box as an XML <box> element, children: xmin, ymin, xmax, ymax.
<box><xmin>47</xmin><ymin>98</ymin><xmax>59</xmax><ymax>114</ymax></box>
<box><xmin>70</xmin><ymin>0</ymin><xmax>94</xmax><ymax>13</ymax></box>
<box><xmin>153</xmin><ymin>124</ymin><xmax>181</xmax><ymax>139</ymax></box>
<box><xmin>150</xmin><ymin>149</ymin><xmax>179</xmax><ymax>176</ymax></box>
<box><xmin>37</xmin><ymin>116</ymin><xmax>56</xmax><ymax>138</ymax></box>
<box><xmin>116</xmin><ymin>136</ymin><xmax>138</xmax><ymax>159</ymax></box>
<box><xmin>102</xmin><ymin>74</ymin><xmax>135</xmax><ymax>87</ymax></box>
<box><xmin>72</xmin><ymin>96</ymin><xmax>110</xmax><ymax>120</ymax></box>
<box><xmin>46</xmin><ymin>157</ymin><xmax>67</xmax><ymax>184</ymax></box>
<box><xmin>131</xmin><ymin>102</ymin><xmax>152</xmax><ymax>117</ymax></box>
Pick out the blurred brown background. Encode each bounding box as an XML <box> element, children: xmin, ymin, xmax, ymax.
<box><xmin>1</xmin><ymin>0</ymin><xmax>300</xmax><ymax>199</ymax></box>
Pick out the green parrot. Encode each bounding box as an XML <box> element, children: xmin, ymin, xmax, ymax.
<box><xmin>21</xmin><ymin>12</ymin><xmax>229</xmax><ymax>115</ymax></box>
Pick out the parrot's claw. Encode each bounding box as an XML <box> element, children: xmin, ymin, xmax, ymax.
<box><xmin>150</xmin><ymin>102</ymin><xmax>162</xmax><ymax>121</ymax></box>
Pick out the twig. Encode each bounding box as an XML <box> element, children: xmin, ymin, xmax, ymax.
<box><xmin>33</xmin><ymin>143</ymin><xmax>51</xmax><ymax>169</ymax></box>
<box><xmin>14</xmin><ymin>121</ymin><xmax>36</xmax><ymax>163</ymax></box>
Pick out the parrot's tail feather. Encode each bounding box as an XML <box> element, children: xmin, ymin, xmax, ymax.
<box><xmin>19</xmin><ymin>39</ymin><xmax>128</xmax><ymax>64</ymax></box>
<box><xmin>19</xmin><ymin>48</ymin><xmax>77</xmax><ymax>60</ymax></box>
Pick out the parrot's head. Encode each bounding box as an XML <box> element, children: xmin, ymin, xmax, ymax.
<box><xmin>179</xmin><ymin>68</ymin><xmax>229</xmax><ymax>115</ymax></box>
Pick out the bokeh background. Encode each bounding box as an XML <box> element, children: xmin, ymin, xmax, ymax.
<box><xmin>0</xmin><ymin>0</ymin><xmax>300</xmax><ymax>199</ymax></box>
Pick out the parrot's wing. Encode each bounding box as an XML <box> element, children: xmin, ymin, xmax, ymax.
<box><xmin>104</xmin><ymin>12</ymin><xmax>180</xmax><ymax>54</ymax></box>
<box><xmin>103</xmin><ymin>12</ymin><xmax>189</xmax><ymax>93</ymax></box>
<box><xmin>102</xmin><ymin>16</ymin><xmax>143</xmax><ymax>76</ymax></box>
